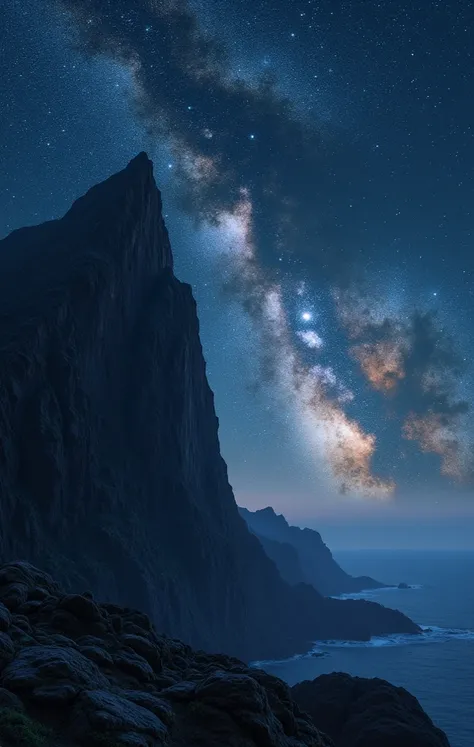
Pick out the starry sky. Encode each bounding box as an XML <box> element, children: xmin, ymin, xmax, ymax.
<box><xmin>2</xmin><ymin>0</ymin><xmax>474</xmax><ymax>548</ymax></box>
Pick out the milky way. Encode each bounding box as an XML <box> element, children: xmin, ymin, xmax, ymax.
<box><xmin>50</xmin><ymin>0</ymin><xmax>474</xmax><ymax>498</ymax></box>
<box><xmin>206</xmin><ymin>195</ymin><xmax>395</xmax><ymax>496</ymax></box>
<box><xmin>2</xmin><ymin>0</ymin><xmax>474</xmax><ymax>521</ymax></box>
<box><xmin>335</xmin><ymin>287</ymin><xmax>473</xmax><ymax>482</ymax></box>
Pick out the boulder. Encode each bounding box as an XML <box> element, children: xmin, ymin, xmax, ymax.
<box><xmin>71</xmin><ymin>689</ymin><xmax>168</xmax><ymax>743</ymax></box>
<box><xmin>2</xmin><ymin>645</ymin><xmax>109</xmax><ymax>693</ymax></box>
<box><xmin>58</xmin><ymin>594</ymin><xmax>102</xmax><ymax>622</ymax></box>
<box><xmin>291</xmin><ymin>673</ymin><xmax>450</xmax><ymax>747</ymax></box>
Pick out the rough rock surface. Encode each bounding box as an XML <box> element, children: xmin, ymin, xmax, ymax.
<box><xmin>0</xmin><ymin>561</ymin><xmax>334</xmax><ymax>747</ymax></box>
<box><xmin>291</xmin><ymin>673</ymin><xmax>450</xmax><ymax>747</ymax></box>
<box><xmin>0</xmin><ymin>154</ymin><xmax>419</xmax><ymax>661</ymax></box>
<box><xmin>240</xmin><ymin>507</ymin><xmax>387</xmax><ymax>597</ymax></box>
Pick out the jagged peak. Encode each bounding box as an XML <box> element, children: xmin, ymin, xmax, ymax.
<box><xmin>65</xmin><ymin>152</ymin><xmax>173</xmax><ymax>270</ymax></box>
<box><xmin>259</xmin><ymin>506</ymin><xmax>287</xmax><ymax>522</ymax></box>
<box><xmin>127</xmin><ymin>150</ymin><xmax>154</xmax><ymax>171</ymax></box>
<box><xmin>241</xmin><ymin>506</ymin><xmax>324</xmax><ymax>543</ymax></box>
<box><xmin>0</xmin><ymin>154</ymin><xmax>173</xmax><ymax>335</ymax></box>
<box><xmin>241</xmin><ymin>506</ymin><xmax>290</xmax><ymax>530</ymax></box>
<box><xmin>65</xmin><ymin>152</ymin><xmax>160</xmax><ymax>221</ymax></box>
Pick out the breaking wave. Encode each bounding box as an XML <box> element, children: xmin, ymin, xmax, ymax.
<box><xmin>250</xmin><ymin>650</ymin><xmax>329</xmax><ymax>668</ymax></box>
<box><xmin>317</xmin><ymin>625</ymin><xmax>474</xmax><ymax>649</ymax></box>
<box><xmin>332</xmin><ymin>584</ymin><xmax>423</xmax><ymax>600</ymax></box>
<box><xmin>250</xmin><ymin>625</ymin><xmax>474</xmax><ymax>667</ymax></box>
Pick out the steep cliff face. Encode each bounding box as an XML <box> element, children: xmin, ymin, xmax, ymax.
<box><xmin>0</xmin><ymin>154</ymin><xmax>418</xmax><ymax>661</ymax></box>
<box><xmin>239</xmin><ymin>507</ymin><xmax>386</xmax><ymax>596</ymax></box>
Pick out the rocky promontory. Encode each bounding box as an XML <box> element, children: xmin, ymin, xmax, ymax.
<box><xmin>240</xmin><ymin>507</ymin><xmax>387</xmax><ymax>597</ymax></box>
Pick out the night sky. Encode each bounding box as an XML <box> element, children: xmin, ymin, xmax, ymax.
<box><xmin>2</xmin><ymin>0</ymin><xmax>474</xmax><ymax>548</ymax></box>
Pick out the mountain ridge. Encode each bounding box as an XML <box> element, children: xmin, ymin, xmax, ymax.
<box><xmin>239</xmin><ymin>506</ymin><xmax>387</xmax><ymax>596</ymax></box>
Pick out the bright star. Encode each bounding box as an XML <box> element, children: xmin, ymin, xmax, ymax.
<box><xmin>301</xmin><ymin>312</ymin><xmax>312</xmax><ymax>322</ymax></box>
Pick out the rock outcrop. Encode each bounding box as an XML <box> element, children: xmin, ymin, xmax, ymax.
<box><xmin>0</xmin><ymin>561</ymin><xmax>450</xmax><ymax>747</ymax></box>
<box><xmin>240</xmin><ymin>507</ymin><xmax>386</xmax><ymax>597</ymax></box>
<box><xmin>0</xmin><ymin>154</ymin><xmax>419</xmax><ymax>662</ymax></box>
<box><xmin>291</xmin><ymin>673</ymin><xmax>450</xmax><ymax>747</ymax></box>
<box><xmin>0</xmin><ymin>560</ymin><xmax>334</xmax><ymax>747</ymax></box>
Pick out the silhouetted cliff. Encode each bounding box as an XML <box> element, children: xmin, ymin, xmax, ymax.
<box><xmin>0</xmin><ymin>154</ymin><xmax>419</xmax><ymax>662</ymax></box>
<box><xmin>240</xmin><ymin>508</ymin><xmax>386</xmax><ymax>596</ymax></box>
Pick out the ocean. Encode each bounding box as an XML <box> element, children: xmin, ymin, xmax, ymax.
<box><xmin>257</xmin><ymin>550</ymin><xmax>474</xmax><ymax>747</ymax></box>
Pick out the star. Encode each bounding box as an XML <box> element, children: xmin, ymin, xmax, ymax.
<box><xmin>3</xmin><ymin>0</ymin><xmax>474</xmax><ymax>547</ymax></box>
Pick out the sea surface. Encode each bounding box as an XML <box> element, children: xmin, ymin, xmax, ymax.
<box><xmin>257</xmin><ymin>551</ymin><xmax>474</xmax><ymax>747</ymax></box>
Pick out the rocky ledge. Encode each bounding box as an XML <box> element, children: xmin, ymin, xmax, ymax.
<box><xmin>0</xmin><ymin>561</ymin><xmax>449</xmax><ymax>747</ymax></box>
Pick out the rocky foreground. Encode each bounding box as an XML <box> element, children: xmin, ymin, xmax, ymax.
<box><xmin>0</xmin><ymin>561</ymin><xmax>449</xmax><ymax>747</ymax></box>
